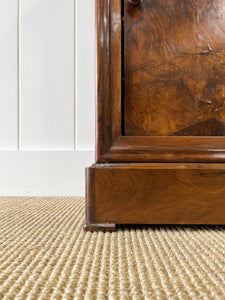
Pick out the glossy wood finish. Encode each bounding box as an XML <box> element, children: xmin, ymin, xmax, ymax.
<box><xmin>95</xmin><ymin>0</ymin><xmax>121</xmax><ymax>161</ymax></box>
<box><xmin>95</xmin><ymin>0</ymin><xmax>225</xmax><ymax>163</ymax></box>
<box><xmin>124</xmin><ymin>0</ymin><xmax>225</xmax><ymax>136</ymax></box>
<box><xmin>85</xmin><ymin>163</ymin><xmax>225</xmax><ymax>227</ymax></box>
<box><xmin>124</xmin><ymin>0</ymin><xmax>196</xmax><ymax>136</ymax></box>
<box><xmin>95</xmin><ymin>0</ymin><xmax>111</xmax><ymax>161</ymax></box>
<box><xmin>86</xmin><ymin>0</ymin><xmax>225</xmax><ymax>231</ymax></box>
<box><xmin>169</xmin><ymin>117</ymin><xmax>225</xmax><ymax>136</ymax></box>
<box><xmin>85</xmin><ymin>166</ymin><xmax>116</xmax><ymax>231</ymax></box>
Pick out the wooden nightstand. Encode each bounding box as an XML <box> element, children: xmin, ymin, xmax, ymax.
<box><xmin>84</xmin><ymin>0</ymin><xmax>225</xmax><ymax>231</ymax></box>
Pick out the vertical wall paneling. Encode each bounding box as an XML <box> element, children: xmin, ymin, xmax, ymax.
<box><xmin>0</xmin><ymin>0</ymin><xmax>18</xmax><ymax>150</ymax></box>
<box><xmin>20</xmin><ymin>0</ymin><xmax>75</xmax><ymax>150</ymax></box>
<box><xmin>0</xmin><ymin>1</ymin><xmax>96</xmax><ymax>195</ymax></box>
<box><xmin>76</xmin><ymin>0</ymin><xmax>95</xmax><ymax>151</ymax></box>
<box><xmin>0</xmin><ymin>150</ymin><xmax>94</xmax><ymax>196</ymax></box>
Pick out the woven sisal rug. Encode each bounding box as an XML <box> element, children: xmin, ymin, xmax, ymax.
<box><xmin>0</xmin><ymin>197</ymin><xmax>225</xmax><ymax>299</ymax></box>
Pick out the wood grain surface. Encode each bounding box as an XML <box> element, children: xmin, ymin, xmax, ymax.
<box><xmin>85</xmin><ymin>163</ymin><xmax>225</xmax><ymax>228</ymax></box>
<box><xmin>169</xmin><ymin>117</ymin><xmax>225</xmax><ymax>136</ymax></box>
<box><xmin>95</xmin><ymin>0</ymin><xmax>225</xmax><ymax>163</ymax></box>
<box><xmin>86</xmin><ymin>1</ymin><xmax>225</xmax><ymax>231</ymax></box>
<box><xmin>124</xmin><ymin>0</ymin><xmax>225</xmax><ymax>136</ymax></box>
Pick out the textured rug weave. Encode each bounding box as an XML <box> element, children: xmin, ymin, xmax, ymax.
<box><xmin>1</xmin><ymin>197</ymin><xmax>225</xmax><ymax>299</ymax></box>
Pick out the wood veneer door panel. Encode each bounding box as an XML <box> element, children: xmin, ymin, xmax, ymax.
<box><xmin>123</xmin><ymin>0</ymin><xmax>225</xmax><ymax>137</ymax></box>
<box><xmin>196</xmin><ymin>1</ymin><xmax>225</xmax><ymax>124</ymax></box>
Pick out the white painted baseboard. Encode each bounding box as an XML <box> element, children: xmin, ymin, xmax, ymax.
<box><xmin>0</xmin><ymin>151</ymin><xmax>94</xmax><ymax>196</ymax></box>
<box><xmin>0</xmin><ymin>1</ymin><xmax>95</xmax><ymax>196</ymax></box>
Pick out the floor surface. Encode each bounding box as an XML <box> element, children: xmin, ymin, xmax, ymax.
<box><xmin>1</xmin><ymin>197</ymin><xmax>225</xmax><ymax>299</ymax></box>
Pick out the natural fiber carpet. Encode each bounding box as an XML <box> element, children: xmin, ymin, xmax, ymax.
<box><xmin>1</xmin><ymin>198</ymin><xmax>225</xmax><ymax>299</ymax></box>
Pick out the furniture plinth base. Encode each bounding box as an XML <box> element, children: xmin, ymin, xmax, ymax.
<box><xmin>85</xmin><ymin>163</ymin><xmax>225</xmax><ymax>231</ymax></box>
<box><xmin>83</xmin><ymin>223</ymin><xmax>116</xmax><ymax>232</ymax></box>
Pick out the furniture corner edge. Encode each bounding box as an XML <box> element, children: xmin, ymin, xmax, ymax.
<box><xmin>83</xmin><ymin>223</ymin><xmax>116</xmax><ymax>232</ymax></box>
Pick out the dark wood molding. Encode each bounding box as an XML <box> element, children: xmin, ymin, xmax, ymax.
<box><xmin>97</xmin><ymin>135</ymin><xmax>225</xmax><ymax>163</ymax></box>
<box><xmin>95</xmin><ymin>0</ymin><xmax>112</xmax><ymax>161</ymax></box>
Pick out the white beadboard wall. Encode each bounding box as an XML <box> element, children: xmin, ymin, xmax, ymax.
<box><xmin>0</xmin><ymin>0</ymin><xmax>95</xmax><ymax>196</ymax></box>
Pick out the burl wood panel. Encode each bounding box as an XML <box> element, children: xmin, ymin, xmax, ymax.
<box><xmin>85</xmin><ymin>163</ymin><xmax>225</xmax><ymax>229</ymax></box>
<box><xmin>124</xmin><ymin>0</ymin><xmax>225</xmax><ymax>136</ymax></box>
<box><xmin>169</xmin><ymin>117</ymin><xmax>225</xmax><ymax>136</ymax></box>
